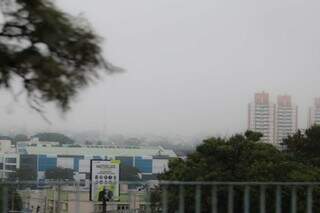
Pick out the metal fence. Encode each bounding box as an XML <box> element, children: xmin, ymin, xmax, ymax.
<box><xmin>0</xmin><ymin>181</ymin><xmax>320</xmax><ymax>213</ymax></box>
<box><xmin>158</xmin><ymin>182</ymin><xmax>320</xmax><ymax>213</ymax></box>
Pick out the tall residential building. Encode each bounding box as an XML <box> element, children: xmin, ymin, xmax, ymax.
<box><xmin>275</xmin><ymin>95</ymin><xmax>298</xmax><ymax>144</ymax></box>
<box><xmin>248</xmin><ymin>92</ymin><xmax>276</xmax><ymax>143</ymax></box>
<box><xmin>308</xmin><ymin>97</ymin><xmax>320</xmax><ymax>127</ymax></box>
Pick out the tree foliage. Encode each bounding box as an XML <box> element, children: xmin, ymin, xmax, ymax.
<box><xmin>120</xmin><ymin>164</ymin><xmax>141</xmax><ymax>182</ymax></box>
<box><xmin>32</xmin><ymin>132</ymin><xmax>74</xmax><ymax>144</ymax></box>
<box><xmin>161</xmin><ymin>131</ymin><xmax>318</xmax><ymax>182</ymax></box>
<box><xmin>0</xmin><ymin>136</ymin><xmax>13</xmax><ymax>141</ymax></box>
<box><xmin>13</xmin><ymin>134</ymin><xmax>28</xmax><ymax>142</ymax></box>
<box><xmin>8</xmin><ymin>167</ymin><xmax>37</xmax><ymax>181</ymax></box>
<box><xmin>45</xmin><ymin>167</ymin><xmax>74</xmax><ymax>180</ymax></box>
<box><xmin>157</xmin><ymin>130</ymin><xmax>320</xmax><ymax>212</ymax></box>
<box><xmin>284</xmin><ymin>125</ymin><xmax>320</xmax><ymax>167</ymax></box>
<box><xmin>0</xmin><ymin>0</ymin><xmax>119</xmax><ymax>111</ymax></box>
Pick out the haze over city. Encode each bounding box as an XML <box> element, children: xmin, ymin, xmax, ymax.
<box><xmin>1</xmin><ymin>0</ymin><xmax>320</xmax><ymax>138</ymax></box>
<box><xmin>3</xmin><ymin>1</ymin><xmax>320</xmax><ymax>212</ymax></box>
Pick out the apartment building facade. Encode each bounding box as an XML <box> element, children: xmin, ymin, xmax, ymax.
<box><xmin>248</xmin><ymin>92</ymin><xmax>298</xmax><ymax>144</ymax></box>
<box><xmin>308</xmin><ymin>97</ymin><xmax>320</xmax><ymax>127</ymax></box>
<box><xmin>275</xmin><ymin>95</ymin><xmax>298</xmax><ymax>144</ymax></box>
<box><xmin>248</xmin><ymin>92</ymin><xmax>276</xmax><ymax>143</ymax></box>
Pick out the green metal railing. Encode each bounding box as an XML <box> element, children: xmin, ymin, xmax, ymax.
<box><xmin>158</xmin><ymin>182</ymin><xmax>319</xmax><ymax>213</ymax></box>
<box><xmin>1</xmin><ymin>181</ymin><xmax>319</xmax><ymax>213</ymax></box>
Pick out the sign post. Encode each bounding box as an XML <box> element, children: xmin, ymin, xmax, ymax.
<box><xmin>90</xmin><ymin>160</ymin><xmax>120</xmax><ymax>202</ymax></box>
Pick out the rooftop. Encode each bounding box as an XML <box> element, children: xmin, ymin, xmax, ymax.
<box><xmin>22</xmin><ymin>145</ymin><xmax>177</xmax><ymax>158</ymax></box>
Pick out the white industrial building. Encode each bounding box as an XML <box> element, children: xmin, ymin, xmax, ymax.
<box><xmin>0</xmin><ymin>139</ymin><xmax>177</xmax><ymax>181</ymax></box>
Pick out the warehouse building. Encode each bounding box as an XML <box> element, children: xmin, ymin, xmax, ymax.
<box><xmin>0</xmin><ymin>140</ymin><xmax>177</xmax><ymax>181</ymax></box>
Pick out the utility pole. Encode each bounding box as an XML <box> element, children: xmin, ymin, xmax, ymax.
<box><xmin>102</xmin><ymin>189</ymin><xmax>107</xmax><ymax>213</ymax></box>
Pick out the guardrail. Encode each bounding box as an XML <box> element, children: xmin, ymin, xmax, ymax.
<box><xmin>0</xmin><ymin>181</ymin><xmax>319</xmax><ymax>213</ymax></box>
<box><xmin>158</xmin><ymin>182</ymin><xmax>320</xmax><ymax>213</ymax></box>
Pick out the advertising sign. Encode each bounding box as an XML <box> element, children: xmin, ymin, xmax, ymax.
<box><xmin>90</xmin><ymin>160</ymin><xmax>120</xmax><ymax>201</ymax></box>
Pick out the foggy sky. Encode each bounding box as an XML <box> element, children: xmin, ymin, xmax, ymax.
<box><xmin>1</xmin><ymin>0</ymin><xmax>320</xmax><ymax>137</ymax></box>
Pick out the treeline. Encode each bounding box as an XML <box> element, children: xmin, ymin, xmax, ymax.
<box><xmin>0</xmin><ymin>132</ymin><xmax>74</xmax><ymax>145</ymax></box>
<box><xmin>157</xmin><ymin>126</ymin><xmax>320</xmax><ymax>212</ymax></box>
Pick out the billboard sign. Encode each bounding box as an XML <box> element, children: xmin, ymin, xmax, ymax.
<box><xmin>90</xmin><ymin>160</ymin><xmax>120</xmax><ymax>201</ymax></box>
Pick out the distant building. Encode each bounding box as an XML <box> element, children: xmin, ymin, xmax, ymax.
<box><xmin>0</xmin><ymin>153</ymin><xmax>18</xmax><ymax>179</ymax></box>
<box><xmin>248</xmin><ymin>92</ymin><xmax>299</xmax><ymax>144</ymax></box>
<box><xmin>248</xmin><ymin>92</ymin><xmax>276</xmax><ymax>143</ymax></box>
<box><xmin>0</xmin><ymin>139</ymin><xmax>177</xmax><ymax>182</ymax></box>
<box><xmin>0</xmin><ymin>140</ymin><xmax>15</xmax><ymax>153</ymax></box>
<box><xmin>308</xmin><ymin>97</ymin><xmax>320</xmax><ymax>127</ymax></box>
<box><xmin>275</xmin><ymin>95</ymin><xmax>298</xmax><ymax>143</ymax></box>
<box><xmin>0</xmin><ymin>140</ymin><xmax>18</xmax><ymax>178</ymax></box>
<box><xmin>20</xmin><ymin>145</ymin><xmax>176</xmax><ymax>181</ymax></box>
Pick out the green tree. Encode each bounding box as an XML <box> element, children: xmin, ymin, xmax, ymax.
<box><xmin>85</xmin><ymin>140</ymin><xmax>93</xmax><ymax>145</ymax></box>
<box><xmin>32</xmin><ymin>132</ymin><xmax>74</xmax><ymax>145</ymax></box>
<box><xmin>120</xmin><ymin>164</ymin><xmax>141</xmax><ymax>182</ymax></box>
<box><xmin>284</xmin><ymin>125</ymin><xmax>320</xmax><ymax>167</ymax></box>
<box><xmin>13</xmin><ymin>134</ymin><xmax>29</xmax><ymax>142</ymax></box>
<box><xmin>0</xmin><ymin>0</ymin><xmax>120</xmax><ymax>111</ymax></box>
<box><xmin>8</xmin><ymin>168</ymin><xmax>37</xmax><ymax>181</ymax></box>
<box><xmin>68</xmin><ymin>144</ymin><xmax>81</xmax><ymax>147</ymax></box>
<box><xmin>158</xmin><ymin>132</ymin><xmax>320</xmax><ymax>213</ymax></box>
<box><xmin>244</xmin><ymin>130</ymin><xmax>263</xmax><ymax>142</ymax></box>
<box><xmin>45</xmin><ymin>167</ymin><xmax>74</xmax><ymax>180</ymax></box>
<box><xmin>0</xmin><ymin>136</ymin><xmax>13</xmax><ymax>141</ymax></box>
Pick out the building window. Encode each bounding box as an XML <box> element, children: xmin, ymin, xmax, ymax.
<box><xmin>5</xmin><ymin>158</ymin><xmax>16</xmax><ymax>164</ymax></box>
<box><xmin>5</xmin><ymin>165</ymin><xmax>16</xmax><ymax>171</ymax></box>
<box><xmin>80</xmin><ymin>179</ymin><xmax>86</xmax><ymax>186</ymax></box>
<box><xmin>118</xmin><ymin>205</ymin><xmax>129</xmax><ymax>210</ymax></box>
